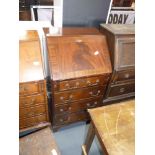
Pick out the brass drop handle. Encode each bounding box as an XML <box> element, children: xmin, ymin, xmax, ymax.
<box><xmin>30</xmin><ymin>99</ymin><xmax>35</xmax><ymax>105</ymax></box>
<box><xmin>65</xmin><ymin>83</ymin><xmax>70</xmax><ymax>88</ymax></box>
<box><xmin>89</xmin><ymin>90</ymin><xmax>101</xmax><ymax>97</ymax></box>
<box><xmin>124</xmin><ymin>73</ymin><xmax>130</xmax><ymax>78</ymax></box>
<box><xmin>60</xmin><ymin>108</ymin><xmax>64</xmax><ymax>112</ymax></box>
<box><xmin>120</xmin><ymin>88</ymin><xmax>125</xmax><ymax>93</ymax></box>
<box><xmin>60</xmin><ymin>95</ymin><xmax>73</xmax><ymax>103</ymax></box>
<box><xmin>87</xmin><ymin>101</ymin><xmax>98</xmax><ymax>108</ymax></box>
<box><xmin>87</xmin><ymin>79</ymin><xmax>100</xmax><ymax>86</ymax></box>
<box><xmin>59</xmin><ymin>118</ymin><xmax>64</xmax><ymax>122</ymax></box>
<box><xmin>19</xmin><ymin>86</ymin><xmax>28</xmax><ymax>91</ymax></box>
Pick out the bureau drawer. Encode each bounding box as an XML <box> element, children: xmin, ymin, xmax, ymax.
<box><xmin>54</xmin><ymin>86</ymin><xmax>106</xmax><ymax>105</ymax></box>
<box><xmin>55</xmin><ymin>96</ymin><xmax>103</xmax><ymax>114</ymax></box>
<box><xmin>108</xmin><ymin>82</ymin><xmax>135</xmax><ymax>97</ymax></box>
<box><xmin>113</xmin><ymin>70</ymin><xmax>135</xmax><ymax>83</ymax></box>
<box><xmin>19</xmin><ymin>114</ymin><xmax>47</xmax><ymax>129</ymax></box>
<box><xmin>19</xmin><ymin>93</ymin><xmax>46</xmax><ymax>108</ymax></box>
<box><xmin>19</xmin><ymin>104</ymin><xmax>47</xmax><ymax>119</ymax></box>
<box><xmin>54</xmin><ymin>111</ymin><xmax>89</xmax><ymax>125</ymax></box>
<box><xmin>19</xmin><ymin>81</ymin><xmax>45</xmax><ymax>96</ymax></box>
<box><xmin>53</xmin><ymin>74</ymin><xmax>110</xmax><ymax>92</ymax></box>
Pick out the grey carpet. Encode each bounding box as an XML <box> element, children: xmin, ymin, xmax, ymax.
<box><xmin>53</xmin><ymin>121</ymin><xmax>103</xmax><ymax>155</ymax></box>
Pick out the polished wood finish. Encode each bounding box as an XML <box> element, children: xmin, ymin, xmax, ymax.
<box><xmin>47</xmin><ymin>35</ymin><xmax>112</xmax><ymax>81</ymax></box>
<box><xmin>19</xmin><ymin>127</ymin><xmax>61</xmax><ymax>155</ymax></box>
<box><xmin>46</xmin><ymin>34</ymin><xmax>112</xmax><ymax>130</ymax></box>
<box><xmin>43</xmin><ymin>27</ymin><xmax>101</xmax><ymax>36</ymax></box>
<box><xmin>82</xmin><ymin>100</ymin><xmax>135</xmax><ymax>155</ymax></box>
<box><xmin>100</xmin><ymin>24</ymin><xmax>135</xmax><ymax>104</ymax></box>
<box><xmin>19</xmin><ymin>30</ymin><xmax>49</xmax><ymax>130</ymax></box>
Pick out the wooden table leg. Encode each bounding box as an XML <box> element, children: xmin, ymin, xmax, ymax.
<box><xmin>82</xmin><ymin>122</ymin><xmax>95</xmax><ymax>155</ymax></box>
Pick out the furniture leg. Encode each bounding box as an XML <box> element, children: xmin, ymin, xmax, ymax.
<box><xmin>82</xmin><ymin>122</ymin><xmax>95</xmax><ymax>155</ymax></box>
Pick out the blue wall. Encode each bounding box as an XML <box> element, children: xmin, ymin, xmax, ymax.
<box><xmin>63</xmin><ymin>0</ymin><xmax>111</xmax><ymax>27</ymax></box>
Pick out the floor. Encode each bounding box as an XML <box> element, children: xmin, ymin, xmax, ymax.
<box><xmin>53</xmin><ymin>121</ymin><xmax>103</xmax><ymax>155</ymax></box>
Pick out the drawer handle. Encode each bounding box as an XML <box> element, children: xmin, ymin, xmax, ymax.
<box><xmin>65</xmin><ymin>83</ymin><xmax>70</xmax><ymax>88</ymax></box>
<box><xmin>89</xmin><ymin>90</ymin><xmax>101</xmax><ymax>97</ymax></box>
<box><xmin>30</xmin><ymin>99</ymin><xmax>35</xmax><ymax>105</ymax></box>
<box><xmin>120</xmin><ymin>88</ymin><xmax>125</xmax><ymax>93</ymax></box>
<box><xmin>75</xmin><ymin>39</ymin><xmax>82</xmax><ymax>43</ymax></box>
<box><xmin>60</xmin><ymin>95</ymin><xmax>73</xmax><ymax>103</ymax></box>
<box><xmin>87</xmin><ymin>103</ymin><xmax>95</xmax><ymax>108</ymax></box>
<box><xmin>87</xmin><ymin>101</ymin><xmax>98</xmax><ymax>108</ymax></box>
<box><xmin>59</xmin><ymin>117</ymin><xmax>70</xmax><ymax>122</ymax></box>
<box><xmin>87</xmin><ymin>79</ymin><xmax>100</xmax><ymax>86</ymax></box>
<box><xmin>124</xmin><ymin>73</ymin><xmax>130</xmax><ymax>78</ymax></box>
<box><xmin>60</xmin><ymin>108</ymin><xmax>64</xmax><ymax>112</ymax></box>
<box><xmin>59</xmin><ymin>119</ymin><xmax>64</xmax><ymax>122</ymax></box>
<box><xmin>19</xmin><ymin>86</ymin><xmax>28</xmax><ymax>91</ymax></box>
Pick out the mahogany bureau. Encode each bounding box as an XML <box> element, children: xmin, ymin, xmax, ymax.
<box><xmin>100</xmin><ymin>24</ymin><xmax>135</xmax><ymax>104</ymax></box>
<box><xmin>46</xmin><ymin>35</ymin><xmax>112</xmax><ymax>131</ymax></box>
<box><xmin>19</xmin><ymin>30</ymin><xmax>49</xmax><ymax>130</ymax></box>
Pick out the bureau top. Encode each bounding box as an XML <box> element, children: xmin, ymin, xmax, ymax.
<box><xmin>19</xmin><ymin>30</ymin><xmax>39</xmax><ymax>41</ymax></box>
<box><xmin>46</xmin><ymin>35</ymin><xmax>112</xmax><ymax>81</ymax></box>
<box><xmin>100</xmin><ymin>24</ymin><xmax>135</xmax><ymax>35</ymax></box>
<box><xmin>19</xmin><ymin>30</ymin><xmax>44</xmax><ymax>82</ymax></box>
<box><xmin>44</xmin><ymin>27</ymin><xmax>101</xmax><ymax>36</ymax></box>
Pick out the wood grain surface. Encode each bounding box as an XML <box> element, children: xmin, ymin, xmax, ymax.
<box><xmin>89</xmin><ymin>100</ymin><xmax>135</xmax><ymax>155</ymax></box>
<box><xmin>47</xmin><ymin>35</ymin><xmax>112</xmax><ymax>81</ymax></box>
<box><xmin>44</xmin><ymin>27</ymin><xmax>101</xmax><ymax>36</ymax></box>
<box><xmin>19</xmin><ymin>30</ymin><xmax>44</xmax><ymax>82</ymax></box>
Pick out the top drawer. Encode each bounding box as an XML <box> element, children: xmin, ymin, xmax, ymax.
<box><xmin>19</xmin><ymin>81</ymin><xmax>45</xmax><ymax>96</ymax></box>
<box><xmin>113</xmin><ymin>69</ymin><xmax>135</xmax><ymax>83</ymax></box>
<box><xmin>53</xmin><ymin>74</ymin><xmax>110</xmax><ymax>92</ymax></box>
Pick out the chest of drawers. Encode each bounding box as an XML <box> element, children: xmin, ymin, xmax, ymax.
<box><xmin>100</xmin><ymin>24</ymin><xmax>135</xmax><ymax>104</ymax></box>
<box><xmin>19</xmin><ymin>30</ymin><xmax>49</xmax><ymax>130</ymax></box>
<box><xmin>46</xmin><ymin>35</ymin><xmax>112</xmax><ymax>131</ymax></box>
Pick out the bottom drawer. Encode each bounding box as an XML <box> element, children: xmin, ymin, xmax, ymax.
<box><xmin>54</xmin><ymin>111</ymin><xmax>89</xmax><ymax>126</ymax></box>
<box><xmin>19</xmin><ymin>114</ymin><xmax>48</xmax><ymax>129</ymax></box>
<box><xmin>108</xmin><ymin>82</ymin><xmax>135</xmax><ymax>97</ymax></box>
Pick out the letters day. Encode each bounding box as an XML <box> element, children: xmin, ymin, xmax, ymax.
<box><xmin>108</xmin><ymin>11</ymin><xmax>135</xmax><ymax>24</ymax></box>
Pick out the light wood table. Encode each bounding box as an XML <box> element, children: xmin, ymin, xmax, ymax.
<box><xmin>82</xmin><ymin>100</ymin><xmax>135</xmax><ymax>155</ymax></box>
<box><xmin>20</xmin><ymin>127</ymin><xmax>61</xmax><ymax>155</ymax></box>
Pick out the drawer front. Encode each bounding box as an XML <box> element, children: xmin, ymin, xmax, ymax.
<box><xmin>55</xmin><ymin>96</ymin><xmax>103</xmax><ymax>115</ymax></box>
<box><xmin>54</xmin><ymin>86</ymin><xmax>106</xmax><ymax>105</ymax></box>
<box><xmin>53</xmin><ymin>74</ymin><xmax>110</xmax><ymax>92</ymax></box>
<box><xmin>108</xmin><ymin>82</ymin><xmax>135</xmax><ymax>97</ymax></box>
<box><xmin>54</xmin><ymin>112</ymin><xmax>89</xmax><ymax>125</ymax></box>
<box><xmin>19</xmin><ymin>93</ymin><xmax>45</xmax><ymax>108</ymax></box>
<box><xmin>19</xmin><ymin>82</ymin><xmax>44</xmax><ymax>96</ymax></box>
<box><xmin>113</xmin><ymin>69</ymin><xmax>135</xmax><ymax>83</ymax></box>
<box><xmin>19</xmin><ymin>105</ymin><xmax>47</xmax><ymax>119</ymax></box>
<box><xmin>19</xmin><ymin>114</ymin><xmax>47</xmax><ymax>129</ymax></box>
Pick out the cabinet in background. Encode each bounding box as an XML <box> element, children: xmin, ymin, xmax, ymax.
<box><xmin>19</xmin><ymin>30</ymin><xmax>49</xmax><ymax>130</ymax></box>
<box><xmin>100</xmin><ymin>24</ymin><xmax>135</xmax><ymax>104</ymax></box>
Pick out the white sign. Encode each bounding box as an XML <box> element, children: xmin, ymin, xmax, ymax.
<box><xmin>107</xmin><ymin>8</ymin><xmax>135</xmax><ymax>24</ymax></box>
